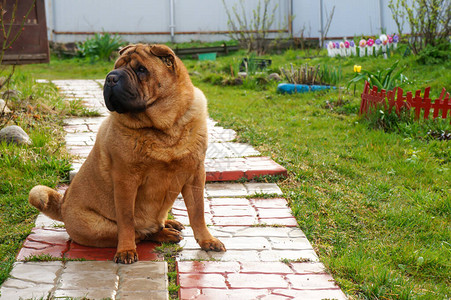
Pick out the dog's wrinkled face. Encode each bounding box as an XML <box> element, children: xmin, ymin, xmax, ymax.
<box><xmin>103</xmin><ymin>44</ymin><xmax>177</xmax><ymax>114</ymax></box>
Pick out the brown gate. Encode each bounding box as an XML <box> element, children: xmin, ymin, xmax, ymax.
<box><xmin>0</xmin><ymin>0</ymin><xmax>49</xmax><ymax>65</ymax></box>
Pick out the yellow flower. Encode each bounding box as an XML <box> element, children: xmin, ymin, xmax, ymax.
<box><xmin>354</xmin><ymin>65</ymin><xmax>362</xmax><ymax>73</ymax></box>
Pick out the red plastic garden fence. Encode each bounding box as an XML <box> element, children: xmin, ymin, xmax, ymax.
<box><xmin>360</xmin><ymin>81</ymin><xmax>451</xmax><ymax>123</ymax></box>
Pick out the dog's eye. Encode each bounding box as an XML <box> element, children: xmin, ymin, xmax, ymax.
<box><xmin>136</xmin><ymin>66</ymin><xmax>147</xmax><ymax>74</ymax></box>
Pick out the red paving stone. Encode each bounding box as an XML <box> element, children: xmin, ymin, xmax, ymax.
<box><xmin>16</xmin><ymin>243</ymin><xmax>68</xmax><ymax>261</ymax></box>
<box><xmin>16</xmin><ymin>228</ymin><xmax>162</xmax><ymax>262</ymax></box>
<box><xmin>65</xmin><ymin>240</ymin><xmax>162</xmax><ymax>261</ymax></box>
<box><xmin>64</xmin><ymin>242</ymin><xmax>117</xmax><ymax>261</ymax></box>
<box><xmin>177</xmin><ymin>261</ymin><xmax>346</xmax><ymax>300</ymax></box>
<box><xmin>205</xmin><ymin>157</ymin><xmax>287</xmax><ymax>182</ymax></box>
<box><xmin>180</xmin><ymin>288</ymin><xmax>271</xmax><ymax>300</ymax></box>
<box><xmin>16</xmin><ymin>228</ymin><xmax>70</xmax><ymax>260</ymax></box>
<box><xmin>178</xmin><ymin>274</ymin><xmax>227</xmax><ymax>288</ymax></box>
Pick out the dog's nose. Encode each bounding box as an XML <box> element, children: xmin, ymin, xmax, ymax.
<box><xmin>105</xmin><ymin>73</ymin><xmax>119</xmax><ymax>87</ymax></box>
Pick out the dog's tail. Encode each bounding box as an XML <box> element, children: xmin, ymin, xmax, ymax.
<box><xmin>29</xmin><ymin>185</ymin><xmax>64</xmax><ymax>222</ymax></box>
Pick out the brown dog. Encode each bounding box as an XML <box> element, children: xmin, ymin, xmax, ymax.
<box><xmin>29</xmin><ymin>44</ymin><xmax>226</xmax><ymax>264</ymax></box>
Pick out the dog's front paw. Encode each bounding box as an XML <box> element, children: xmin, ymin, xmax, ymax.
<box><xmin>114</xmin><ymin>249</ymin><xmax>138</xmax><ymax>264</ymax></box>
<box><xmin>199</xmin><ymin>238</ymin><xmax>226</xmax><ymax>252</ymax></box>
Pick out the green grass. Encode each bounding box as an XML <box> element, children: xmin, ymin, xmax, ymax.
<box><xmin>18</xmin><ymin>54</ymin><xmax>113</xmax><ymax>80</ymax></box>
<box><xmin>22</xmin><ymin>254</ymin><xmax>86</xmax><ymax>262</ymax></box>
<box><xmin>0</xmin><ymin>72</ymin><xmax>93</xmax><ymax>285</ymax></box>
<box><xmin>188</xmin><ymin>48</ymin><xmax>450</xmax><ymax>299</ymax></box>
<box><xmin>201</xmin><ymin>81</ymin><xmax>450</xmax><ymax>298</ymax></box>
<box><xmin>1</xmin><ymin>44</ymin><xmax>450</xmax><ymax>299</ymax></box>
<box><xmin>155</xmin><ymin>243</ymin><xmax>183</xmax><ymax>300</ymax></box>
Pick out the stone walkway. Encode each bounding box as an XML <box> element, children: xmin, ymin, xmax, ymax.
<box><xmin>0</xmin><ymin>80</ymin><xmax>346</xmax><ymax>299</ymax></box>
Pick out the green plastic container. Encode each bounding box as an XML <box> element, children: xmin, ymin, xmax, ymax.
<box><xmin>198</xmin><ymin>52</ymin><xmax>217</xmax><ymax>61</ymax></box>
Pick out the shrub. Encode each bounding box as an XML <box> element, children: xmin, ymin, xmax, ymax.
<box><xmin>389</xmin><ymin>0</ymin><xmax>450</xmax><ymax>54</ymax></box>
<box><xmin>222</xmin><ymin>0</ymin><xmax>278</xmax><ymax>55</ymax></box>
<box><xmin>77</xmin><ymin>32</ymin><xmax>125</xmax><ymax>61</ymax></box>
<box><xmin>416</xmin><ymin>41</ymin><xmax>451</xmax><ymax>65</ymax></box>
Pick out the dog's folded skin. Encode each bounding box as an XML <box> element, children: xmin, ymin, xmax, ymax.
<box><xmin>29</xmin><ymin>44</ymin><xmax>226</xmax><ymax>264</ymax></box>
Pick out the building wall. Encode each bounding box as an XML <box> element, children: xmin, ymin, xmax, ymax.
<box><xmin>45</xmin><ymin>0</ymin><xmax>405</xmax><ymax>44</ymax></box>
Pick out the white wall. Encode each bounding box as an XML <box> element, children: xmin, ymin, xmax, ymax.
<box><xmin>293</xmin><ymin>0</ymin><xmax>406</xmax><ymax>40</ymax></box>
<box><xmin>44</xmin><ymin>0</ymin><xmax>404</xmax><ymax>44</ymax></box>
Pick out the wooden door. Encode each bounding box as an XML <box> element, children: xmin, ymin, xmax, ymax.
<box><xmin>1</xmin><ymin>0</ymin><xmax>49</xmax><ymax>64</ymax></box>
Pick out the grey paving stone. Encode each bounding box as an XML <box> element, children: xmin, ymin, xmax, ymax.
<box><xmin>118</xmin><ymin>262</ymin><xmax>168</xmax><ymax>295</ymax></box>
<box><xmin>268</xmin><ymin>237</ymin><xmax>314</xmax><ymax>250</ymax></box>
<box><xmin>58</xmin><ymin>271</ymin><xmax>118</xmax><ymax>290</ymax></box>
<box><xmin>208</xmin><ymin>127</ymin><xmax>236</xmax><ymax>142</ymax></box>
<box><xmin>63</xmin><ymin>260</ymin><xmax>119</xmax><ymax>274</ymax></box>
<box><xmin>65</xmin><ymin>134</ymin><xmax>96</xmax><ymax>146</ymax></box>
<box><xmin>120</xmin><ymin>277</ymin><xmax>166</xmax><ymax>292</ymax></box>
<box><xmin>210</xmin><ymin>197</ymin><xmax>250</xmax><ymax>206</ymax></box>
<box><xmin>0</xmin><ymin>284</ymin><xmax>53</xmax><ymax>299</ymax></box>
<box><xmin>116</xmin><ymin>290</ymin><xmax>169</xmax><ymax>300</ymax></box>
<box><xmin>205</xmin><ymin>183</ymin><xmax>248</xmax><ymax>197</ymax></box>
<box><xmin>206</xmin><ymin>142</ymin><xmax>260</xmax><ymax>158</ymax></box>
<box><xmin>260</xmin><ymin>249</ymin><xmax>319</xmax><ymax>262</ymax></box>
<box><xmin>53</xmin><ymin>288</ymin><xmax>116</xmax><ymax>299</ymax></box>
<box><xmin>233</xmin><ymin>227</ymin><xmax>296</xmax><ymax>238</ymax></box>
<box><xmin>244</xmin><ymin>182</ymin><xmax>283</xmax><ymax>196</ymax></box>
<box><xmin>34</xmin><ymin>213</ymin><xmax>65</xmax><ymax>228</ymax></box>
<box><xmin>58</xmin><ymin>261</ymin><xmax>119</xmax><ymax>291</ymax></box>
<box><xmin>8</xmin><ymin>261</ymin><xmax>62</xmax><ymax>284</ymax></box>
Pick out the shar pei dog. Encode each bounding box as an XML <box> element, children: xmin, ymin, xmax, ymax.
<box><xmin>29</xmin><ymin>44</ymin><xmax>226</xmax><ymax>264</ymax></box>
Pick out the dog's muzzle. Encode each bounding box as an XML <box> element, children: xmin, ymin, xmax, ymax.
<box><xmin>103</xmin><ymin>69</ymin><xmax>146</xmax><ymax>114</ymax></box>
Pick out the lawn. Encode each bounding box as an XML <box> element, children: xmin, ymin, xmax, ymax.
<box><xmin>2</xmin><ymin>44</ymin><xmax>450</xmax><ymax>299</ymax></box>
<box><xmin>0</xmin><ymin>74</ymin><xmax>77</xmax><ymax>283</ymax></box>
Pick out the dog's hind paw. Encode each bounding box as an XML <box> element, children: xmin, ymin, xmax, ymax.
<box><xmin>165</xmin><ymin>219</ymin><xmax>185</xmax><ymax>231</ymax></box>
<box><xmin>146</xmin><ymin>227</ymin><xmax>183</xmax><ymax>243</ymax></box>
<box><xmin>114</xmin><ymin>249</ymin><xmax>138</xmax><ymax>264</ymax></box>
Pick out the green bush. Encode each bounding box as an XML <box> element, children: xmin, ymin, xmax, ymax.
<box><xmin>77</xmin><ymin>32</ymin><xmax>126</xmax><ymax>61</ymax></box>
<box><xmin>416</xmin><ymin>42</ymin><xmax>451</xmax><ymax>65</ymax></box>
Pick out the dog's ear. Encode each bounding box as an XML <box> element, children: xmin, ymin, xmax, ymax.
<box><xmin>149</xmin><ymin>44</ymin><xmax>176</xmax><ymax>71</ymax></box>
<box><xmin>119</xmin><ymin>45</ymin><xmax>134</xmax><ymax>55</ymax></box>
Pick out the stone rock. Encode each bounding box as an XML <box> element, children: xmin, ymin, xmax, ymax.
<box><xmin>0</xmin><ymin>125</ymin><xmax>32</xmax><ymax>145</ymax></box>
<box><xmin>2</xmin><ymin>89</ymin><xmax>19</xmax><ymax>99</ymax></box>
<box><xmin>0</xmin><ymin>99</ymin><xmax>11</xmax><ymax>113</ymax></box>
<box><xmin>268</xmin><ymin>73</ymin><xmax>282</xmax><ymax>81</ymax></box>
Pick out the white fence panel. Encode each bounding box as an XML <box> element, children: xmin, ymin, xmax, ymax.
<box><xmin>44</xmin><ymin>0</ymin><xmax>405</xmax><ymax>44</ymax></box>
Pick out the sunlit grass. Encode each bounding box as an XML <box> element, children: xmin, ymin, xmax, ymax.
<box><xmin>1</xmin><ymin>44</ymin><xmax>449</xmax><ymax>298</ymax></box>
